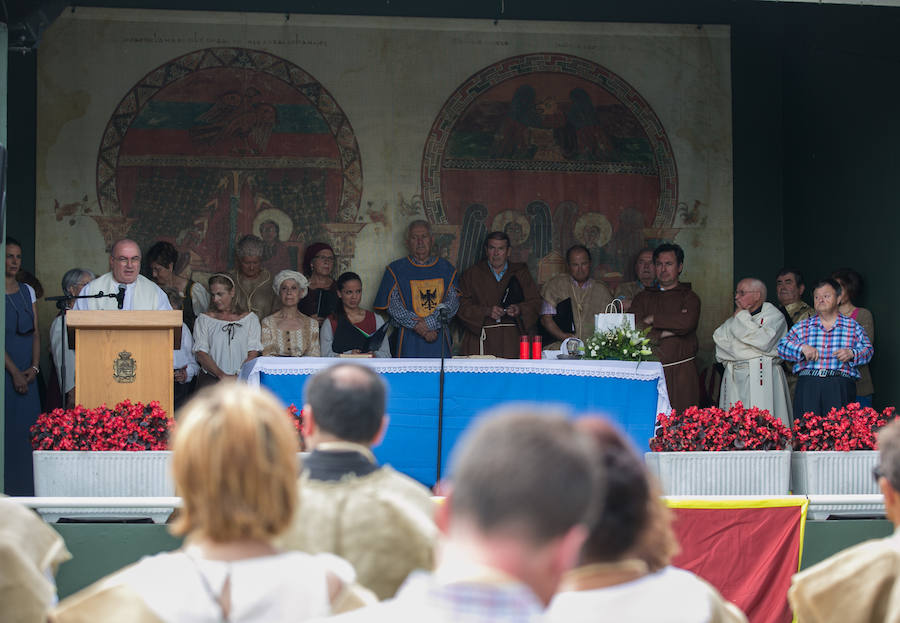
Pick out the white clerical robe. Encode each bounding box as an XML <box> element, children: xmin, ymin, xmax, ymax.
<box><xmin>73</xmin><ymin>273</ymin><xmax>171</xmax><ymax>311</ymax></box>
<box><xmin>713</xmin><ymin>302</ymin><xmax>792</xmax><ymax>425</ymax></box>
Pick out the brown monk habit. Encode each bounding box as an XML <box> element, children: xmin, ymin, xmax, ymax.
<box><xmin>631</xmin><ymin>282</ymin><xmax>701</xmax><ymax>413</ymax></box>
<box><xmin>457</xmin><ymin>261</ymin><xmax>542</xmax><ymax>358</ymax></box>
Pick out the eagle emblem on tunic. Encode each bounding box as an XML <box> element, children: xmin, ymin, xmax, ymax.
<box><xmin>410</xmin><ymin>278</ymin><xmax>445</xmax><ymax>317</ymax></box>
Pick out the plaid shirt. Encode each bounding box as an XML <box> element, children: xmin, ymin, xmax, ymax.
<box><xmin>324</xmin><ymin>569</ymin><xmax>545</xmax><ymax>623</ymax></box>
<box><xmin>777</xmin><ymin>313</ymin><xmax>873</xmax><ymax>379</ymax></box>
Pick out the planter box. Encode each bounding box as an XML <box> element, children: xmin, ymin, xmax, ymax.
<box><xmin>32</xmin><ymin>451</ymin><xmax>174</xmax><ymax>523</ymax></box>
<box><xmin>791</xmin><ymin>451</ymin><xmax>884</xmax><ymax>519</ymax></box>
<box><xmin>644</xmin><ymin>450</ymin><xmax>792</xmax><ymax>495</ymax></box>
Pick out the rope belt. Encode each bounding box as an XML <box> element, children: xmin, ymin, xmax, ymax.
<box><xmin>662</xmin><ymin>356</ymin><xmax>695</xmax><ymax>368</ymax></box>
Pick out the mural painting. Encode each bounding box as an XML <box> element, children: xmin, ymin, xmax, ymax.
<box><xmin>83</xmin><ymin>47</ymin><xmax>362</xmax><ymax>278</ymax></box>
<box><xmin>422</xmin><ymin>53</ymin><xmax>681</xmax><ymax>289</ymax></box>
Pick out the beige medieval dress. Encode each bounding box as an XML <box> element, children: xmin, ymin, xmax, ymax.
<box><xmin>0</xmin><ymin>498</ymin><xmax>71</xmax><ymax>623</ymax></box>
<box><xmin>278</xmin><ymin>466</ymin><xmax>437</xmax><ymax>600</ymax></box>
<box><xmin>789</xmin><ymin>531</ymin><xmax>900</xmax><ymax>623</ymax></box>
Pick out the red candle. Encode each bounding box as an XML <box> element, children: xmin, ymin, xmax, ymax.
<box><xmin>531</xmin><ymin>335</ymin><xmax>542</xmax><ymax>360</ymax></box>
<box><xmin>519</xmin><ymin>335</ymin><xmax>530</xmax><ymax>359</ymax></box>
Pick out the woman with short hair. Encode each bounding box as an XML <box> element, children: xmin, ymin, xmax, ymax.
<box><xmin>193</xmin><ymin>274</ymin><xmax>261</xmax><ymax>385</ymax></box>
<box><xmin>50</xmin><ymin>383</ymin><xmax>372</xmax><ymax>621</ymax></box>
<box><xmin>48</xmin><ymin>267</ymin><xmax>95</xmax><ymax>408</ymax></box>
<box><xmin>832</xmin><ymin>268</ymin><xmax>875</xmax><ymax>407</ymax></box>
<box><xmin>261</xmin><ymin>270</ymin><xmax>319</xmax><ymax>357</ymax></box>
<box><xmin>298</xmin><ymin>242</ymin><xmax>338</xmax><ymax>324</ymax></box>
<box><xmin>145</xmin><ymin>240</ymin><xmax>209</xmax><ymax>331</ymax></box>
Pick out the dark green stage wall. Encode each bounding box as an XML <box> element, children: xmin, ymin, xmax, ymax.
<box><xmin>5</xmin><ymin>1</ymin><xmax>897</xmax><ymax>406</ymax></box>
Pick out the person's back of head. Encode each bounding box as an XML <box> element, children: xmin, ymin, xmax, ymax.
<box><xmin>171</xmin><ymin>382</ymin><xmax>299</xmax><ymax>543</ymax></box>
<box><xmin>449</xmin><ymin>406</ymin><xmax>598</xmax><ymax>545</ymax></box>
<box><xmin>575</xmin><ymin>418</ymin><xmax>678</xmax><ymax>572</ymax></box>
<box><xmin>304</xmin><ymin>363</ymin><xmax>386</xmax><ymax>444</ymax></box>
<box><xmin>877</xmin><ymin>420</ymin><xmax>900</xmax><ymax>526</ymax></box>
<box><xmin>444</xmin><ymin>407</ymin><xmax>599</xmax><ymax>605</ymax></box>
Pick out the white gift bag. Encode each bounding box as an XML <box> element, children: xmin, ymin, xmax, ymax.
<box><xmin>595</xmin><ymin>299</ymin><xmax>635</xmax><ymax>333</ymax></box>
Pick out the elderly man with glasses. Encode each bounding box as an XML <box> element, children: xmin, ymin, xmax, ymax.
<box><xmin>713</xmin><ymin>277</ymin><xmax>792</xmax><ymax>425</ymax></box>
<box><xmin>789</xmin><ymin>418</ymin><xmax>900</xmax><ymax>621</ymax></box>
<box><xmin>74</xmin><ymin>239</ymin><xmax>171</xmax><ymax>311</ymax></box>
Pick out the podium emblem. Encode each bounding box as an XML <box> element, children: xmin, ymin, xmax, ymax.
<box><xmin>113</xmin><ymin>351</ymin><xmax>136</xmax><ymax>383</ymax></box>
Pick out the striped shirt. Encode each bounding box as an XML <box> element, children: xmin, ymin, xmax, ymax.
<box><xmin>777</xmin><ymin>313</ymin><xmax>873</xmax><ymax>379</ymax></box>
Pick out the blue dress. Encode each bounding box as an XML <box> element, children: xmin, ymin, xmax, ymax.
<box><xmin>5</xmin><ymin>284</ymin><xmax>40</xmax><ymax>495</ymax></box>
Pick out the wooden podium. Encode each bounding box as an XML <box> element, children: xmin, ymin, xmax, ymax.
<box><xmin>67</xmin><ymin>310</ymin><xmax>183</xmax><ymax>417</ymax></box>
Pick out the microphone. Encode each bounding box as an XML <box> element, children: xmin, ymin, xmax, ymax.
<box><xmin>434</xmin><ymin>302</ymin><xmax>451</xmax><ymax>325</ymax></box>
<box><xmin>116</xmin><ymin>285</ymin><xmax>126</xmax><ymax>310</ymax></box>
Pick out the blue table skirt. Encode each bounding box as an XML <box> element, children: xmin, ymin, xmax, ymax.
<box><xmin>248</xmin><ymin>358</ymin><xmax>669</xmax><ymax>488</ymax></box>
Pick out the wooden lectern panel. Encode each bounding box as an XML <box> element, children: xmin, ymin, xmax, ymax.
<box><xmin>68</xmin><ymin>310</ymin><xmax>182</xmax><ymax>417</ymax></box>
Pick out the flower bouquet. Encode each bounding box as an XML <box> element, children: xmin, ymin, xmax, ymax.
<box><xmin>583</xmin><ymin>321</ymin><xmax>653</xmax><ymax>362</ymax></box>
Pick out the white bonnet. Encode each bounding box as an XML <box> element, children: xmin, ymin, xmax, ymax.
<box><xmin>272</xmin><ymin>270</ymin><xmax>309</xmax><ymax>297</ymax></box>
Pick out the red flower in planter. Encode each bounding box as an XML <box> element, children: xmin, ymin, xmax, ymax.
<box><xmin>792</xmin><ymin>403</ymin><xmax>897</xmax><ymax>451</ymax></box>
<box><xmin>650</xmin><ymin>402</ymin><xmax>792</xmax><ymax>452</ymax></box>
<box><xmin>30</xmin><ymin>401</ymin><xmax>172</xmax><ymax>451</ymax></box>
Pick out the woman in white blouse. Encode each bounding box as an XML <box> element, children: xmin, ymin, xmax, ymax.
<box><xmin>50</xmin><ymin>383</ymin><xmax>373</xmax><ymax>622</ymax></box>
<box><xmin>260</xmin><ymin>270</ymin><xmax>320</xmax><ymax>357</ymax></box>
<box><xmin>193</xmin><ymin>274</ymin><xmax>261</xmax><ymax>385</ymax></box>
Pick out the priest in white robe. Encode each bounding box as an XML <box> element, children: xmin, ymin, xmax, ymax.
<box><xmin>713</xmin><ymin>278</ymin><xmax>792</xmax><ymax>425</ymax></box>
<box><xmin>74</xmin><ymin>239</ymin><xmax>171</xmax><ymax>311</ymax></box>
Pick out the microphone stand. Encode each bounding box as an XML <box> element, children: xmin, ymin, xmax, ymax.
<box><xmin>436</xmin><ymin>305</ymin><xmax>450</xmax><ymax>486</ymax></box>
<box><xmin>45</xmin><ymin>291</ymin><xmax>118</xmax><ymax>399</ymax></box>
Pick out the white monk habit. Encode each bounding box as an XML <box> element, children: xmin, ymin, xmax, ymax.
<box><xmin>713</xmin><ymin>302</ymin><xmax>792</xmax><ymax>425</ymax></box>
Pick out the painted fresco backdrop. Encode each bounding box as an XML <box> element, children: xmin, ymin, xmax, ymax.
<box><xmin>36</xmin><ymin>11</ymin><xmax>731</xmax><ymax>359</ymax></box>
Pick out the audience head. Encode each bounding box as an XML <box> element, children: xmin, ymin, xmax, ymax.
<box><xmin>877</xmin><ymin>420</ymin><xmax>900</xmax><ymax>525</ymax></box>
<box><xmin>406</xmin><ymin>220</ymin><xmax>434</xmax><ymax>263</ymax></box>
<box><xmin>303</xmin><ymin>363</ymin><xmax>387</xmax><ymax>446</ymax></box>
<box><xmin>776</xmin><ymin>268</ymin><xmax>805</xmax><ymax>306</ymax></box>
<box><xmin>235</xmin><ymin>235</ymin><xmax>264</xmax><ymax>279</ymax></box>
<box><xmin>484</xmin><ymin>231</ymin><xmax>512</xmax><ymax>272</ymax></box>
<box><xmin>336</xmin><ymin>271</ymin><xmax>363</xmax><ymax>315</ymax></box>
<box><xmin>171</xmin><ymin>382</ymin><xmax>299</xmax><ymax>543</ymax></box>
<box><xmin>208</xmin><ymin>273</ymin><xmax>242</xmax><ymax>314</ymax></box>
<box><xmin>734</xmin><ymin>278</ymin><xmax>767</xmax><ymax>313</ymax></box>
<box><xmin>575</xmin><ymin>418</ymin><xmax>678</xmax><ymax>572</ymax></box>
<box><xmin>566</xmin><ymin>244</ymin><xmax>592</xmax><ymax>285</ymax></box>
<box><xmin>652</xmin><ymin>243</ymin><xmax>684</xmax><ymax>289</ymax></box>
<box><xmin>61</xmin><ymin>268</ymin><xmax>95</xmax><ymax>298</ymax></box>
<box><xmin>812</xmin><ymin>278</ymin><xmax>842</xmax><ymax>316</ymax></box>
<box><xmin>443</xmin><ymin>407</ymin><xmax>598</xmax><ymax>604</ymax></box>
<box><xmin>303</xmin><ymin>243</ymin><xmax>335</xmax><ymax>278</ymax></box>
<box><xmin>831</xmin><ymin>268</ymin><xmax>863</xmax><ymax>306</ymax></box>
<box><xmin>272</xmin><ymin>270</ymin><xmax>308</xmax><ymax>309</ymax></box>
<box><xmin>145</xmin><ymin>241</ymin><xmax>180</xmax><ymax>287</ymax></box>
<box><xmin>634</xmin><ymin>248</ymin><xmax>656</xmax><ymax>286</ymax></box>
<box><xmin>109</xmin><ymin>239</ymin><xmax>142</xmax><ymax>284</ymax></box>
